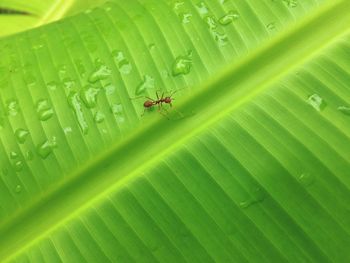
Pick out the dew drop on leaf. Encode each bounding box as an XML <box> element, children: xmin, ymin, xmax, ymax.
<box><xmin>173</xmin><ymin>1</ymin><xmax>184</xmax><ymax>10</ymax></box>
<box><xmin>80</xmin><ymin>85</ymin><xmax>100</xmax><ymax>108</ymax></box>
<box><xmin>172</xmin><ymin>51</ymin><xmax>193</xmax><ymax>76</ymax></box>
<box><xmin>75</xmin><ymin>59</ymin><xmax>86</xmax><ymax>78</ymax></box>
<box><xmin>64</xmin><ymin>127</ymin><xmax>73</xmax><ymax>134</ymax></box>
<box><xmin>88</xmin><ymin>62</ymin><xmax>112</xmax><ymax>83</ymax></box>
<box><xmin>266</xmin><ymin>22</ymin><xmax>276</xmax><ymax>30</ymax></box>
<box><xmin>196</xmin><ymin>2</ymin><xmax>209</xmax><ymax>16</ymax></box>
<box><xmin>6</xmin><ymin>99</ymin><xmax>19</xmax><ymax>116</ymax></box>
<box><xmin>36</xmin><ymin>99</ymin><xmax>54</xmax><ymax>121</ymax></box>
<box><xmin>218</xmin><ymin>11</ymin><xmax>239</xmax><ymax>25</ymax></box>
<box><xmin>239</xmin><ymin>188</ymin><xmax>265</xmax><ymax>209</ymax></box>
<box><xmin>14</xmin><ymin>160</ymin><xmax>23</xmax><ymax>172</ymax></box>
<box><xmin>205</xmin><ymin>15</ymin><xmax>218</xmax><ymax>30</ymax></box>
<box><xmin>9</xmin><ymin>151</ymin><xmax>18</xmax><ymax>159</ymax></box>
<box><xmin>179</xmin><ymin>13</ymin><xmax>192</xmax><ymax>24</ymax></box>
<box><xmin>15</xmin><ymin>184</ymin><xmax>22</xmax><ymax>193</ymax></box>
<box><xmin>307</xmin><ymin>94</ymin><xmax>326</xmax><ymax>111</ymax></box>
<box><xmin>37</xmin><ymin>138</ymin><xmax>57</xmax><ymax>159</ymax></box>
<box><xmin>298</xmin><ymin>173</ymin><xmax>314</xmax><ymax>187</ymax></box>
<box><xmin>112</xmin><ymin>50</ymin><xmax>132</xmax><ymax>75</ymax></box>
<box><xmin>68</xmin><ymin>92</ymin><xmax>89</xmax><ymax>135</ymax></box>
<box><xmin>94</xmin><ymin>111</ymin><xmax>105</xmax><ymax>123</ymax></box>
<box><xmin>25</xmin><ymin>150</ymin><xmax>34</xmax><ymax>161</ymax></box>
<box><xmin>104</xmin><ymin>83</ymin><xmax>116</xmax><ymax>95</ymax></box>
<box><xmin>337</xmin><ymin>106</ymin><xmax>350</xmax><ymax>116</ymax></box>
<box><xmin>212</xmin><ymin>31</ymin><xmax>228</xmax><ymax>46</ymax></box>
<box><xmin>62</xmin><ymin>78</ymin><xmax>76</xmax><ymax>90</ymax></box>
<box><xmin>111</xmin><ymin>103</ymin><xmax>123</xmax><ymax>114</ymax></box>
<box><xmin>23</xmin><ymin>72</ymin><xmax>37</xmax><ymax>87</ymax></box>
<box><xmin>283</xmin><ymin>0</ymin><xmax>298</xmax><ymax>8</ymax></box>
<box><xmin>47</xmin><ymin>81</ymin><xmax>57</xmax><ymax>91</ymax></box>
<box><xmin>111</xmin><ymin>104</ymin><xmax>125</xmax><ymax>123</ymax></box>
<box><xmin>58</xmin><ymin>65</ymin><xmax>68</xmax><ymax>79</ymax></box>
<box><xmin>135</xmin><ymin>75</ymin><xmax>155</xmax><ymax>95</ymax></box>
<box><xmin>15</xmin><ymin>128</ymin><xmax>29</xmax><ymax>144</ymax></box>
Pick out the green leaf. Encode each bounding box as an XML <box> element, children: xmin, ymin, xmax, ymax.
<box><xmin>1</xmin><ymin>0</ymin><xmax>350</xmax><ymax>262</ymax></box>
<box><xmin>0</xmin><ymin>0</ymin><xmax>107</xmax><ymax>37</ymax></box>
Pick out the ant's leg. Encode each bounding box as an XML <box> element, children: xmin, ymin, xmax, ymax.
<box><xmin>156</xmin><ymin>90</ymin><xmax>160</xmax><ymax>100</ymax></box>
<box><xmin>158</xmin><ymin>107</ymin><xmax>169</xmax><ymax>120</ymax></box>
<box><xmin>141</xmin><ymin>108</ymin><xmax>146</xmax><ymax>117</ymax></box>
<box><xmin>146</xmin><ymin>97</ymin><xmax>156</xmax><ymax>103</ymax></box>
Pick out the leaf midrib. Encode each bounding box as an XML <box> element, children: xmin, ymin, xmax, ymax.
<box><xmin>1</xmin><ymin>0</ymin><xmax>350</xmax><ymax>261</ymax></box>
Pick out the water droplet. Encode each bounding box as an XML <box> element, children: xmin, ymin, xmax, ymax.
<box><xmin>111</xmin><ymin>103</ymin><xmax>123</xmax><ymax>114</ymax></box>
<box><xmin>62</xmin><ymin>78</ymin><xmax>76</xmax><ymax>90</ymax></box>
<box><xmin>135</xmin><ymin>75</ymin><xmax>155</xmax><ymax>95</ymax></box>
<box><xmin>15</xmin><ymin>184</ymin><xmax>22</xmax><ymax>193</ymax></box>
<box><xmin>104</xmin><ymin>83</ymin><xmax>115</xmax><ymax>95</ymax></box>
<box><xmin>47</xmin><ymin>81</ymin><xmax>57</xmax><ymax>91</ymax></box>
<box><xmin>196</xmin><ymin>2</ymin><xmax>209</xmax><ymax>16</ymax></box>
<box><xmin>307</xmin><ymin>94</ymin><xmax>326</xmax><ymax>112</ymax></box>
<box><xmin>88</xmin><ymin>62</ymin><xmax>111</xmax><ymax>83</ymax></box>
<box><xmin>148</xmin><ymin>44</ymin><xmax>156</xmax><ymax>50</ymax></box>
<box><xmin>337</xmin><ymin>106</ymin><xmax>350</xmax><ymax>116</ymax></box>
<box><xmin>298</xmin><ymin>173</ymin><xmax>314</xmax><ymax>187</ymax></box>
<box><xmin>80</xmin><ymin>86</ymin><xmax>100</xmax><ymax>108</ymax></box>
<box><xmin>179</xmin><ymin>13</ymin><xmax>192</xmax><ymax>24</ymax></box>
<box><xmin>112</xmin><ymin>50</ymin><xmax>132</xmax><ymax>75</ymax></box>
<box><xmin>266</xmin><ymin>22</ymin><xmax>276</xmax><ymax>30</ymax></box>
<box><xmin>36</xmin><ymin>99</ymin><xmax>54</xmax><ymax>121</ymax></box>
<box><xmin>94</xmin><ymin>111</ymin><xmax>105</xmax><ymax>123</ymax></box>
<box><xmin>14</xmin><ymin>161</ymin><xmax>23</xmax><ymax>171</ymax></box>
<box><xmin>173</xmin><ymin>1</ymin><xmax>184</xmax><ymax>10</ymax></box>
<box><xmin>172</xmin><ymin>51</ymin><xmax>193</xmax><ymax>76</ymax></box>
<box><xmin>6</xmin><ymin>99</ymin><xmax>19</xmax><ymax>116</ymax></box>
<box><xmin>212</xmin><ymin>31</ymin><xmax>228</xmax><ymax>46</ymax></box>
<box><xmin>218</xmin><ymin>11</ymin><xmax>239</xmax><ymax>25</ymax></box>
<box><xmin>68</xmin><ymin>92</ymin><xmax>89</xmax><ymax>134</ymax></box>
<box><xmin>15</xmin><ymin>128</ymin><xmax>29</xmax><ymax>144</ymax></box>
<box><xmin>58</xmin><ymin>65</ymin><xmax>67</xmax><ymax>79</ymax></box>
<box><xmin>205</xmin><ymin>15</ymin><xmax>218</xmax><ymax>30</ymax></box>
<box><xmin>10</xmin><ymin>151</ymin><xmax>18</xmax><ymax>159</ymax></box>
<box><xmin>31</xmin><ymin>43</ymin><xmax>44</xmax><ymax>50</ymax></box>
<box><xmin>23</xmin><ymin>71</ymin><xmax>37</xmax><ymax>87</ymax></box>
<box><xmin>161</xmin><ymin>70</ymin><xmax>170</xmax><ymax>78</ymax></box>
<box><xmin>64</xmin><ymin>127</ymin><xmax>73</xmax><ymax>134</ymax></box>
<box><xmin>37</xmin><ymin>138</ymin><xmax>57</xmax><ymax>159</ymax></box>
<box><xmin>283</xmin><ymin>0</ymin><xmax>298</xmax><ymax>8</ymax></box>
<box><xmin>75</xmin><ymin>59</ymin><xmax>86</xmax><ymax>78</ymax></box>
<box><xmin>239</xmin><ymin>188</ymin><xmax>265</xmax><ymax>209</ymax></box>
<box><xmin>25</xmin><ymin>150</ymin><xmax>34</xmax><ymax>161</ymax></box>
<box><xmin>111</xmin><ymin>104</ymin><xmax>125</xmax><ymax>123</ymax></box>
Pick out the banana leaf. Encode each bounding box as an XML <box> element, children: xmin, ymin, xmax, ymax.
<box><xmin>0</xmin><ymin>0</ymin><xmax>350</xmax><ymax>262</ymax></box>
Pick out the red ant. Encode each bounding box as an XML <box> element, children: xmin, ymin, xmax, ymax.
<box><xmin>132</xmin><ymin>89</ymin><xmax>181</xmax><ymax>117</ymax></box>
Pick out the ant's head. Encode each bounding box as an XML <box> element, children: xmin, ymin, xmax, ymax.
<box><xmin>144</xmin><ymin>100</ymin><xmax>154</xmax><ymax>108</ymax></box>
<box><xmin>164</xmin><ymin>97</ymin><xmax>172</xmax><ymax>103</ymax></box>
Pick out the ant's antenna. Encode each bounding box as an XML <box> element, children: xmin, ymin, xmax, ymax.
<box><xmin>169</xmin><ymin>87</ymin><xmax>185</xmax><ymax>96</ymax></box>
